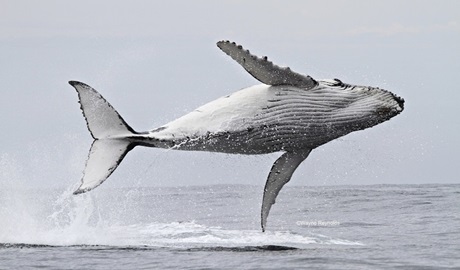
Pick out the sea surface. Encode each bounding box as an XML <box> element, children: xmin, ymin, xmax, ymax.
<box><xmin>0</xmin><ymin>184</ymin><xmax>459</xmax><ymax>269</ymax></box>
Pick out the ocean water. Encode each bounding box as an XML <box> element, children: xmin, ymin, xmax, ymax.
<box><xmin>0</xmin><ymin>184</ymin><xmax>459</xmax><ymax>269</ymax></box>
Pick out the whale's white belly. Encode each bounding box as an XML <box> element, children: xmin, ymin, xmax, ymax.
<box><xmin>152</xmin><ymin>84</ymin><xmax>271</xmax><ymax>140</ymax></box>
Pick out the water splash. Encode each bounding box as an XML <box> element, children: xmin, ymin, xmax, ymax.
<box><xmin>0</xmin><ymin>192</ymin><xmax>360</xmax><ymax>248</ymax></box>
<box><xmin>0</xmin><ymin>153</ymin><xmax>362</xmax><ymax>248</ymax></box>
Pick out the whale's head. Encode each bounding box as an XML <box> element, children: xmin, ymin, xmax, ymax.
<box><xmin>373</xmin><ymin>90</ymin><xmax>405</xmax><ymax>120</ymax></box>
<box><xmin>318</xmin><ymin>79</ymin><xmax>404</xmax><ymax>135</ymax></box>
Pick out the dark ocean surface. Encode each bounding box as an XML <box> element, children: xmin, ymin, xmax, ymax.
<box><xmin>1</xmin><ymin>184</ymin><xmax>459</xmax><ymax>269</ymax></box>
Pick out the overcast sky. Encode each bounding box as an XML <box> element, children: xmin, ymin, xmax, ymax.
<box><xmin>0</xmin><ymin>0</ymin><xmax>459</xmax><ymax>191</ymax></box>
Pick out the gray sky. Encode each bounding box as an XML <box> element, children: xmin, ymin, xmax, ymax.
<box><xmin>0</xmin><ymin>0</ymin><xmax>459</xmax><ymax>190</ymax></box>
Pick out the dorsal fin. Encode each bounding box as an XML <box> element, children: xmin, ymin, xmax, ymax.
<box><xmin>217</xmin><ymin>40</ymin><xmax>317</xmax><ymax>89</ymax></box>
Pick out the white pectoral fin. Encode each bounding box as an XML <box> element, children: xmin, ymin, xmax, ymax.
<box><xmin>73</xmin><ymin>139</ymin><xmax>134</xmax><ymax>195</ymax></box>
<box><xmin>261</xmin><ymin>149</ymin><xmax>312</xmax><ymax>232</ymax></box>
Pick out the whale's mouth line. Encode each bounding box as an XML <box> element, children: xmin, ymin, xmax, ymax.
<box><xmin>376</xmin><ymin>106</ymin><xmax>400</xmax><ymax>116</ymax></box>
<box><xmin>376</xmin><ymin>107</ymin><xmax>393</xmax><ymax>115</ymax></box>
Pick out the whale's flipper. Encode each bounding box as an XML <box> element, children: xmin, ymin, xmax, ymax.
<box><xmin>217</xmin><ymin>40</ymin><xmax>317</xmax><ymax>89</ymax></box>
<box><xmin>261</xmin><ymin>149</ymin><xmax>312</xmax><ymax>232</ymax></box>
<box><xmin>69</xmin><ymin>81</ymin><xmax>138</xmax><ymax>195</ymax></box>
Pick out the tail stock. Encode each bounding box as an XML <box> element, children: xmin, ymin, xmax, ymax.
<box><xmin>69</xmin><ymin>81</ymin><xmax>137</xmax><ymax>194</ymax></box>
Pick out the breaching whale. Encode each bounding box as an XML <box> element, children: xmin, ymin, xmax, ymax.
<box><xmin>69</xmin><ymin>40</ymin><xmax>404</xmax><ymax>231</ymax></box>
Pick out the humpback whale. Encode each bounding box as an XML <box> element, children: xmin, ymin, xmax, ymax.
<box><xmin>69</xmin><ymin>40</ymin><xmax>404</xmax><ymax>231</ymax></box>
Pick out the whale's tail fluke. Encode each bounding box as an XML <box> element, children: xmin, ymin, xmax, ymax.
<box><xmin>69</xmin><ymin>81</ymin><xmax>137</xmax><ymax>195</ymax></box>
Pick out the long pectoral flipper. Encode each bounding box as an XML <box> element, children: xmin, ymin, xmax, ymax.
<box><xmin>261</xmin><ymin>150</ymin><xmax>312</xmax><ymax>232</ymax></box>
<box><xmin>217</xmin><ymin>40</ymin><xmax>317</xmax><ymax>89</ymax></box>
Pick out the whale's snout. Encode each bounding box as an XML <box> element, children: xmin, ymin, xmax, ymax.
<box><xmin>374</xmin><ymin>90</ymin><xmax>404</xmax><ymax>120</ymax></box>
<box><xmin>393</xmin><ymin>94</ymin><xmax>405</xmax><ymax>112</ymax></box>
